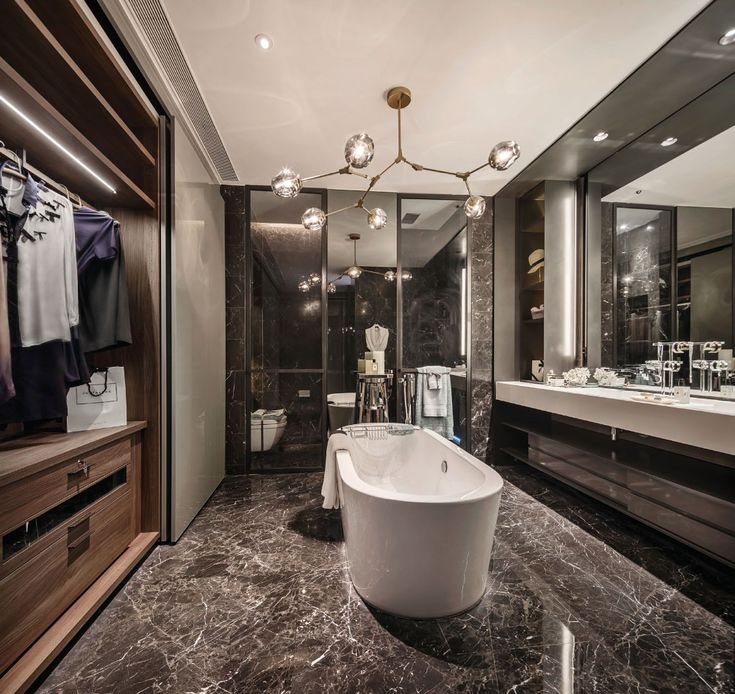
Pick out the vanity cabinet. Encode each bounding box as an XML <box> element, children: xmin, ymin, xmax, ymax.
<box><xmin>494</xmin><ymin>384</ymin><xmax>735</xmax><ymax>567</ymax></box>
<box><xmin>0</xmin><ymin>423</ymin><xmax>155</xmax><ymax>688</ymax></box>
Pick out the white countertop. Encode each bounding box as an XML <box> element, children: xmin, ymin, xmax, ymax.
<box><xmin>496</xmin><ymin>381</ymin><xmax>735</xmax><ymax>456</ymax></box>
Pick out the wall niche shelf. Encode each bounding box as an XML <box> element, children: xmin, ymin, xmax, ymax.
<box><xmin>518</xmin><ymin>183</ymin><xmax>545</xmax><ymax>380</ymax></box>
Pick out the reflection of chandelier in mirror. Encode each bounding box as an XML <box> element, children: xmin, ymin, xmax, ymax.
<box><xmin>272</xmin><ymin>86</ymin><xmax>520</xmax><ymax>230</ymax></box>
<box><xmin>333</xmin><ymin>233</ymin><xmax>410</xmax><ymax>284</ymax></box>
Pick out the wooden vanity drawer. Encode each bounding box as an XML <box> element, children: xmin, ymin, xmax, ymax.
<box><xmin>0</xmin><ymin>489</ymin><xmax>133</xmax><ymax>673</ymax></box>
<box><xmin>0</xmin><ymin>438</ymin><xmax>131</xmax><ymax>535</ymax></box>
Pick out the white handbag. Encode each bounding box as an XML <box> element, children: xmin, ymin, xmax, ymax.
<box><xmin>66</xmin><ymin>367</ymin><xmax>127</xmax><ymax>432</ymax></box>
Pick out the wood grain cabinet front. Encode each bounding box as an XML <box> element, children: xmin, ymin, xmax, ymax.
<box><xmin>0</xmin><ymin>439</ymin><xmax>132</xmax><ymax>537</ymax></box>
<box><xmin>0</xmin><ymin>488</ymin><xmax>134</xmax><ymax>674</ymax></box>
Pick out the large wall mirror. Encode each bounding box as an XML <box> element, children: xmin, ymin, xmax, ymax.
<box><xmin>587</xmin><ymin>125</ymin><xmax>734</xmax><ymax>390</ymax></box>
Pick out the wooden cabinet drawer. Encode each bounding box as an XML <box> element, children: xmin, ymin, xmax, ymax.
<box><xmin>0</xmin><ymin>489</ymin><xmax>133</xmax><ymax>673</ymax></box>
<box><xmin>0</xmin><ymin>438</ymin><xmax>131</xmax><ymax>535</ymax></box>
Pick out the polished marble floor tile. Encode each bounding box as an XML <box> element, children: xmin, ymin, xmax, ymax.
<box><xmin>37</xmin><ymin>474</ymin><xmax>733</xmax><ymax>694</ymax></box>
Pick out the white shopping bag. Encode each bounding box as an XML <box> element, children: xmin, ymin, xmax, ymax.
<box><xmin>66</xmin><ymin>367</ymin><xmax>127</xmax><ymax>432</ymax></box>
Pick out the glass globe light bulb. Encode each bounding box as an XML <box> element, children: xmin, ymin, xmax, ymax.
<box><xmin>488</xmin><ymin>141</ymin><xmax>520</xmax><ymax>171</ymax></box>
<box><xmin>327</xmin><ymin>282</ymin><xmax>337</xmax><ymax>294</ymax></box>
<box><xmin>301</xmin><ymin>207</ymin><xmax>326</xmax><ymax>231</ymax></box>
<box><xmin>368</xmin><ymin>207</ymin><xmax>387</xmax><ymax>230</ymax></box>
<box><xmin>401</xmin><ymin>270</ymin><xmax>413</xmax><ymax>281</ymax></box>
<box><xmin>344</xmin><ymin>133</ymin><xmax>375</xmax><ymax>169</ymax></box>
<box><xmin>298</xmin><ymin>280</ymin><xmax>310</xmax><ymax>293</ymax></box>
<box><xmin>271</xmin><ymin>167</ymin><xmax>302</xmax><ymax>198</ymax></box>
<box><xmin>384</xmin><ymin>270</ymin><xmax>396</xmax><ymax>282</ymax></box>
<box><xmin>346</xmin><ymin>265</ymin><xmax>362</xmax><ymax>279</ymax></box>
<box><xmin>464</xmin><ymin>195</ymin><xmax>486</xmax><ymax>219</ymax></box>
<box><xmin>308</xmin><ymin>273</ymin><xmax>321</xmax><ymax>285</ymax></box>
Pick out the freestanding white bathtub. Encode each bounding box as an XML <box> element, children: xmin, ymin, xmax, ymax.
<box><xmin>335</xmin><ymin>423</ymin><xmax>503</xmax><ymax>618</ymax></box>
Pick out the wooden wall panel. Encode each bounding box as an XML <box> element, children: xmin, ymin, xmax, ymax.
<box><xmin>88</xmin><ymin>208</ymin><xmax>161</xmax><ymax>533</ymax></box>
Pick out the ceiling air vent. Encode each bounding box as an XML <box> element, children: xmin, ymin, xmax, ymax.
<box><xmin>401</xmin><ymin>212</ymin><xmax>420</xmax><ymax>225</ymax></box>
<box><xmin>125</xmin><ymin>0</ymin><xmax>238</xmax><ymax>182</ymax></box>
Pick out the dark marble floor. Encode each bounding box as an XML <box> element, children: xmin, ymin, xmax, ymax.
<box><xmin>37</xmin><ymin>473</ymin><xmax>734</xmax><ymax>693</ymax></box>
<box><xmin>496</xmin><ymin>463</ymin><xmax>735</xmax><ymax>627</ymax></box>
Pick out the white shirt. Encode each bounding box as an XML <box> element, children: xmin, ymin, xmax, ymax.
<box><xmin>17</xmin><ymin>187</ymin><xmax>79</xmax><ymax>346</ymax></box>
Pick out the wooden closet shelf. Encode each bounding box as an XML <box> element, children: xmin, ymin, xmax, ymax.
<box><xmin>0</xmin><ymin>1</ymin><xmax>156</xmax><ymax>169</ymax></box>
<box><xmin>0</xmin><ymin>61</ymin><xmax>156</xmax><ymax>209</ymax></box>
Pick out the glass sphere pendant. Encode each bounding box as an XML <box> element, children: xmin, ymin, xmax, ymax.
<box><xmin>368</xmin><ymin>207</ymin><xmax>387</xmax><ymax>230</ymax></box>
<box><xmin>271</xmin><ymin>167</ymin><xmax>302</xmax><ymax>198</ymax></box>
<box><xmin>344</xmin><ymin>133</ymin><xmax>375</xmax><ymax>169</ymax></box>
<box><xmin>301</xmin><ymin>207</ymin><xmax>326</xmax><ymax>231</ymax></box>
<box><xmin>464</xmin><ymin>195</ymin><xmax>486</xmax><ymax>219</ymax></box>
<box><xmin>488</xmin><ymin>141</ymin><xmax>520</xmax><ymax>171</ymax></box>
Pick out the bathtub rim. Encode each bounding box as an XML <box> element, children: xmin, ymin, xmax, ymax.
<box><xmin>335</xmin><ymin>428</ymin><xmax>503</xmax><ymax>505</ymax></box>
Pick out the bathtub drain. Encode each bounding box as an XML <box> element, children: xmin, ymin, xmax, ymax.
<box><xmin>441</xmin><ymin>460</ymin><xmax>448</xmax><ymax>473</ymax></box>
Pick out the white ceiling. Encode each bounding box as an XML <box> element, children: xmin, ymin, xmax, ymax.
<box><xmin>603</xmin><ymin>125</ymin><xmax>735</xmax><ymax>207</ymax></box>
<box><xmin>161</xmin><ymin>0</ymin><xmax>708</xmax><ymax>195</ymax></box>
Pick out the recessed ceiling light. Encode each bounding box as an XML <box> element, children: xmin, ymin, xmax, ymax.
<box><xmin>718</xmin><ymin>28</ymin><xmax>735</xmax><ymax>46</ymax></box>
<box><xmin>646</xmin><ymin>224</ymin><xmax>654</xmax><ymax>231</ymax></box>
<box><xmin>660</xmin><ymin>137</ymin><xmax>678</xmax><ymax>147</ymax></box>
<box><xmin>254</xmin><ymin>33</ymin><xmax>273</xmax><ymax>50</ymax></box>
<box><xmin>592</xmin><ymin>131</ymin><xmax>609</xmax><ymax>142</ymax></box>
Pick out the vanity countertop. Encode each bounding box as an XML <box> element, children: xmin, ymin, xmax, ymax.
<box><xmin>496</xmin><ymin>381</ymin><xmax>735</xmax><ymax>455</ymax></box>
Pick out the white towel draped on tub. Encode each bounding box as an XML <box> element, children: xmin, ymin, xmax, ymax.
<box><xmin>322</xmin><ymin>432</ymin><xmax>351</xmax><ymax>509</ymax></box>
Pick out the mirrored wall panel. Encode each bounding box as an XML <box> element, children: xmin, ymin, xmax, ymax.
<box><xmin>613</xmin><ymin>206</ymin><xmax>673</xmax><ymax>366</ymax></box>
<box><xmin>587</xmin><ymin>125</ymin><xmax>734</xmax><ymax>393</ymax></box>
<box><xmin>326</xmin><ymin>191</ymin><xmax>397</xmax><ymax>428</ymax></box>
<box><xmin>400</xmin><ymin>196</ymin><xmax>469</xmax><ymax>447</ymax></box>
<box><xmin>248</xmin><ymin>189</ymin><xmax>325</xmax><ymax>470</ymax></box>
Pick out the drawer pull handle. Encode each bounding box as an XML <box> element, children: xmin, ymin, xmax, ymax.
<box><xmin>68</xmin><ymin>459</ymin><xmax>90</xmax><ymax>480</ymax></box>
<box><xmin>67</xmin><ymin>534</ymin><xmax>90</xmax><ymax>551</ymax></box>
<box><xmin>68</xmin><ymin>517</ymin><xmax>90</xmax><ymax>532</ymax></box>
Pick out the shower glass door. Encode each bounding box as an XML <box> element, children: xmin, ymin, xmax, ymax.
<box><xmin>247</xmin><ymin>188</ymin><xmax>327</xmax><ymax>471</ymax></box>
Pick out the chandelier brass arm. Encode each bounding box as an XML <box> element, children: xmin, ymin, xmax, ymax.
<box><xmin>270</xmin><ymin>85</ymin><xmax>521</xmax><ymax>231</ymax></box>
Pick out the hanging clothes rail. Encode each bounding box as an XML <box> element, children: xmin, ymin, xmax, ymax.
<box><xmin>0</xmin><ymin>141</ymin><xmax>93</xmax><ymax>209</ymax></box>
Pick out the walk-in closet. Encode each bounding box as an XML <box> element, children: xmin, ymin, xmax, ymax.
<box><xmin>0</xmin><ymin>2</ymin><xmax>163</xmax><ymax>690</ymax></box>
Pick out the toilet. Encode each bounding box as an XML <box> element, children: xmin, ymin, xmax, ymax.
<box><xmin>250</xmin><ymin>416</ymin><xmax>287</xmax><ymax>452</ymax></box>
<box><xmin>327</xmin><ymin>392</ymin><xmax>356</xmax><ymax>432</ymax></box>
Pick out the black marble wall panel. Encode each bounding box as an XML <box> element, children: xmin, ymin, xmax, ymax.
<box><xmin>402</xmin><ymin>237</ymin><xmax>464</xmax><ymax>368</ymax></box>
<box><xmin>600</xmin><ymin>202</ymin><xmax>614</xmax><ymax>367</ymax></box>
<box><xmin>470</xmin><ymin>200</ymin><xmax>493</xmax><ymax>462</ymax></box>
<box><xmin>222</xmin><ymin>186</ymin><xmax>247</xmax><ymax>475</ymax></box>
<box><xmin>251</xmin><ymin>222</ymin><xmax>322</xmax><ymax>370</ymax></box>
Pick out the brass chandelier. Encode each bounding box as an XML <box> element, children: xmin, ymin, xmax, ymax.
<box><xmin>270</xmin><ymin>86</ymin><xmax>521</xmax><ymax>230</ymax></box>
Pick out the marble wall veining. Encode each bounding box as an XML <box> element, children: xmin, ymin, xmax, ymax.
<box><xmin>470</xmin><ymin>199</ymin><xmax>493</xmax><ymax>461</ymax></box>
<box><xmin>222</xmin><ymin>186</ymin><xmax>248</xmax><ymax>475</ymax></box>
<box><xmin>402</xmin><ymin>235</ymin><xmax>464</xmax><ymax>368</ymax></box>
